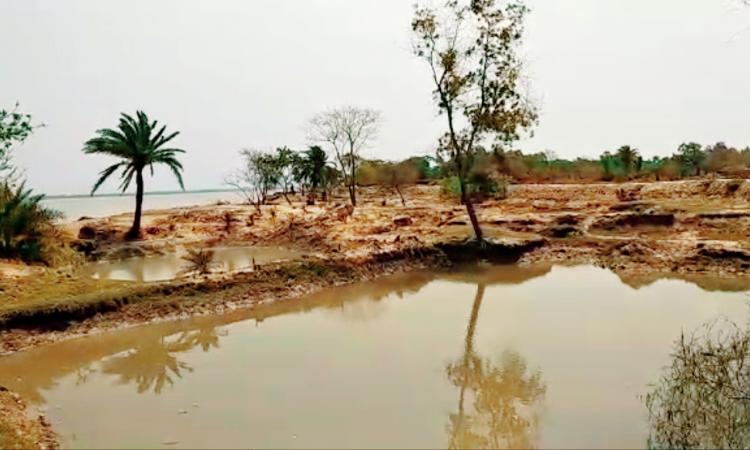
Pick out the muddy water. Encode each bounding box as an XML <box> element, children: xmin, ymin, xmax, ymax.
<box><xmin>1</xmin><ymin>265</ymin><xmax>749</xmax><ymax>449</ymax></box>
<box><xmin>84</xmin><ymin>246</ymin><xmax>302</xmax><ymax>282</ymax></box>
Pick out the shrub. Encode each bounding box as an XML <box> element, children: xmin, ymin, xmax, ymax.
<box><xmin>646</xmin><ymin>318</ymin><xmax>750</xmax><ymax>449</ymax></box>
<box><xmin>0</xmin><ymin>182</ymin><xmax>63</xmax><ymax>263</ymax></box>
<box><xmin>181</xmin><ymin>248</ymin><xmax>215</xmax><ymax>276</ymax></box>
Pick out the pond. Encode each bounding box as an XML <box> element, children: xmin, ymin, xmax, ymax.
<box><xmin>84</xmin><ymin>246</ymin><xmax>303</xmax><ymax>282</ymax></box>
<box><xmin>0</xmin><ymin>264</ymin><xmax>748</xmax><ymax>449</ymax></box>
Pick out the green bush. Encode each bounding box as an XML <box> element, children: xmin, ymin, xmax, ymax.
<box><xmin>0</xmin><ymin>182</ymin><xmax>62</xmax><ymax>263</ymax></box>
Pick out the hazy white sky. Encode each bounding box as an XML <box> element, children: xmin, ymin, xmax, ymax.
<box><xmin>3</xmin><ymin>0</ymin><xmax>750</xmax><ymax>194</ymax></box>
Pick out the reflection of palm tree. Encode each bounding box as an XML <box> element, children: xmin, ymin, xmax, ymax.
<box><xmin>101</xmin><ymin>335</ymin><xmax>194</xmax><ymax>394</ymax></box>
<box><xmin>447</xmin><ymin>284</ymin><xmax>546</xmax><ymax>449</ymax></box>
<box><xmin>178</xmin><ymin>325</ymin><xmax>227</xmax><ymax>352</ymax></box>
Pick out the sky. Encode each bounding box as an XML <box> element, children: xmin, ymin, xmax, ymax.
<box><xmin>2</xmin><ymin>0</ymin><xmax>750</xmax><ymax>194</ymax></box>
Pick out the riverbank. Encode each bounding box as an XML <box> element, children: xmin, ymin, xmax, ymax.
<box><xmin>3</xmin><ymin>181</ymin><xmax>750</xmax><ymax>346</ymax></box>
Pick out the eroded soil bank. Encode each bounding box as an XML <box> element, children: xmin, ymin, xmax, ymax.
<box><xmin>3</xmin><ymin>180</ymin><xmax>750</xmax><ymax>351</ymax></box>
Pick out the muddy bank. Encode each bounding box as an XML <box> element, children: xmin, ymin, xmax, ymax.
<box><xmin>4</xmin><ymin>181</ymin><xmax>750</xmax><ymax>352</ymax></box>
<box><xmin>0</xmin><ymin>235</ymin><xmax>552</xmax><ymax>355</ymax></box>
<box><xmin>0</xmin><ymin>388</ymin><xmax>58</xmax><ymax>449</ymax></box>
<box><xmin>0</xmin><ymin>251</ymin><xmax>449</xmax><ymax>355</ymax></box>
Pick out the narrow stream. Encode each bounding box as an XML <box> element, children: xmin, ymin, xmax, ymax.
<box><xmin>1</xmin><ymin>264</ymin><xmax>748</xmax><ymax>448</ymax></box>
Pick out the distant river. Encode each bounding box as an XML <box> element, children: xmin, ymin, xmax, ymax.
<box><xmin>42</xmin><ymin>190</ymin><xmax>243</xmax><ymax>221</ymax></box>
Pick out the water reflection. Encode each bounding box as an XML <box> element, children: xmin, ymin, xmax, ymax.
<box><xmin>447</xmin><ymin>284</ymin><xmax>546</xmax><ymax>449</ymax></box>
<box><xmin>2</xmin><ymin>264</ymin><xmax>750</xmax><ymax>448</ymax></box>
<box><xmin>100</xmin><ymin>325</ymin><xmax>231</xmax><ymax>394</ymax></box>
<box><xmin>646</xmin><ymin>318</ymin><xmax>750</xmax><ymax>449</ymax></box>
<box><xmin>101</xmin><ymin>335</ymin><xmax>194</xmax><ymax>394</ymax></box>
<box><xmin>84</xmin><ymin>246</ymin><xmax>302</xmax><ymax>282</ymax></box>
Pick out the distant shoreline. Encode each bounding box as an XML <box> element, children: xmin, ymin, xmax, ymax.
<box><xmin>45</xmin><ymin>188</ymin><xmax>240</xmax><ymax>200</ymax></box>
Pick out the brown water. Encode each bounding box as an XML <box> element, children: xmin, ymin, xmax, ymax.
<box><xmin>84</xmin><ymin>246</ymin><xmax>302</xmax><ymax>282</ymax></box>
<box><xmin>1</xmin><ymin>264</ymin><xmax>748</xmax><ymax>449</ymax></box>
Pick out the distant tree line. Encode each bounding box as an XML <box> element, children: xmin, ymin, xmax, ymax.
<box><xmin>490</xmin><ymin>142</ymin><xmax>750</xmax><ymax>183</ymax></box>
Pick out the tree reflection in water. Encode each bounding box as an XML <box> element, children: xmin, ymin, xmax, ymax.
<box><xmin>100</xmin><ymin>325</ymin><xmax>227</xmax><ymax>394</ymax></box>
<box><xmin>178</xmin><ymin>325</ymin><xmax>228</xmax><ymax>353</ymax></box>
<box><xmin>447</xmin><ymin>284</ymin><xmax>546</xmax><ymax>449</ymax></box>
<box><xmin>646</xmin><ymin>318</ymin><xmax>750</xmax><ymax>449</ymax></box>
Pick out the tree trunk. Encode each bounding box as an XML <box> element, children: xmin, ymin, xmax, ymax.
<box><xmin>348</xmin><ymin>146</ymin><xmax>357</xmax><ymax>207</ymax></box>
<box><xmin>348</xmin><ymin>184</ymin><xmax>357</xmax><ymax>207</ymax></box>
<box><xmin>395</xmin><ymin>185</ymin><xmax>406</xmax><ymax>207</ymax></box>
<box><xmin>459</xmin><ymin>177</ymin><xmax>483</xmax><ymax>241</ymax></box>
<box><xmin>465</xmin><ymin>201</ymin><xmax>483</xmax><ymax>240</ymax></box>
<box><xmin>282</xmin><ymin>189</ymin><xmax>292</xmax><ymax>205</ymax></box>
<box><xmin>126</xmin><ymin>168</ymin><xmax>144</xmax><ymax>239</ymax></box>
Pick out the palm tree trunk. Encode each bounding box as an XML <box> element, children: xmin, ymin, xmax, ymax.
<box><xmin>127</xmin><ymin>168</ymin><xmax>144</xmax><ymax>239</ymax></box>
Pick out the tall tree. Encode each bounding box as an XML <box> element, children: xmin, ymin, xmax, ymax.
<box><xmin>294</xmin><ymin>145</ymin><xmax>328</xmax><ymax>204</ymax></box>
<box><xmin>676</xmin><ymin>142</ymin><xmax>705</xmax><ymax>177</ymax></box>
<box><xmin>83</xmin><ymin>111</ymin><xmax>185</xmax><ymax>239</ymax></box>
<box><xmin>412</xmin><ymin>0</ymin><xmax>537</xmax><ymax>241</ymax></box>
<box><xmin>615</xmin><ymin>145</ymin><xmax>640</xmax><ymax>176</ymax></box>
<box><xmin>275</xmin><ymin>146</ymin><xmax>297</xmax><ymax>205</ymax></box>
<box><xmin>309</xmin><ymin>106</ymin><xmax>380</xmax><ymax>207</ymax></box>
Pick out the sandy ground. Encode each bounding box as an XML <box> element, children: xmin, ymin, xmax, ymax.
<box><xmin>0</xmin><ymin>388</ymin><xmax>57</xmax><ymax>449</ymax></box>
<box><xmin>68</xmin><ymin>179</ymin><xmax>750</xmax><ymax>273</ymax></box>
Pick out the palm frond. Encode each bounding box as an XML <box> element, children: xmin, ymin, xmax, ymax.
<box><xmin>154</xmin><ymin>131</ymin><xmax>180</xmax><ymax>149</ymax></box>
<box><xmin>91</xmin><ymin>162</ymin><xmax>125</xmax><ymax>195</ymax></box>
<box><xmin>118</xmin><ymin>165</ymin><xmax>136</xmax><ymax>192</ymax></box>
<box><xmin>166</xmin><ymin>161</ymin><xmax>185</xmax><ymax>190</ymax></box>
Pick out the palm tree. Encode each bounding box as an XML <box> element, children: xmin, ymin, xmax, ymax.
<box><xmin>615</xmin><ymin>145</ymin><xmax>640</xmax><ymax>176</ymax></box>
<box><xmin>83</xmin><ymin>111</ymin><xmax>185</xmax><ymax>239</ymax></box>
<box><xmin>295</xmin><ymin>145</ymin><xmax>328</xmax><ymax>204</ymax></box>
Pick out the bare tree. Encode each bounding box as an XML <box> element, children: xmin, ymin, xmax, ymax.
<box><xmin>308</xmin><ymin>106</ymin><xmax>380</xmax><ymax>207</ymax></box>
<box><xmin>412</xmin><ymin>0</ymin><xmax>537</xmax><ymax>241</ymax></box>
<box><xmin>225</xmin><ymin>149</ymin><xmax>279</xmax><ymax>212</ymax></box>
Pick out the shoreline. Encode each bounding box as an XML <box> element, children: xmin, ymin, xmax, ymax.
<box><xmin>4</xmin><ymin>181</ymin><xmax>750</xmax><ymax>353</ymax></box>
<box><xmin>3</xmin><ymin>181</ymin><xmax>750</xmax><ymax>448</ymax></box>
